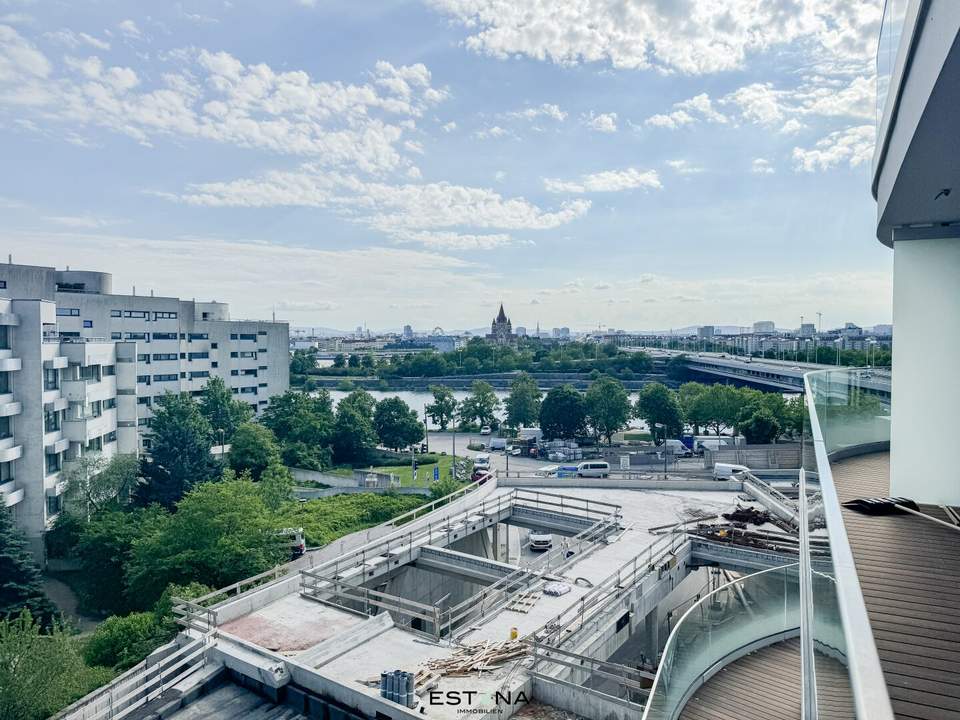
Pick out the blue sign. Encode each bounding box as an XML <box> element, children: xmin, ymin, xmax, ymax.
<box><xmin>433</xmin><ymin>466</ymin><xmax>440</xmax><ymax>482</ymax></box>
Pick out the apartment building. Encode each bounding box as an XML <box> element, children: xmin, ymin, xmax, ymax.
<box><xmin>0</xmin><ymin>262</ymin><xmax>289</xmax><ymax>560</ymax></box>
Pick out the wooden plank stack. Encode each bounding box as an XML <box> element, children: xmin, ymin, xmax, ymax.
<box><xmin>424</xmin><ymin>640</ymin><xmax>528</xmax><ymax>678</ymax></box>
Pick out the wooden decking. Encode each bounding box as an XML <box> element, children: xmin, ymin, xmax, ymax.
<box><xmin>678</xmin><ymin>638</ymin><xmax>854</xmax><ymax>720</ymax></box>
<box><xmin>833</xmin><ymin>452</ymin><xmax>960</xmax><ymax>720</ymax></box>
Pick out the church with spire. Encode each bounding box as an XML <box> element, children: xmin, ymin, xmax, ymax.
<box><xmin>486</xmin><ymin>302</ymin><xmax>517</xmax><ymax>346</ymax></box>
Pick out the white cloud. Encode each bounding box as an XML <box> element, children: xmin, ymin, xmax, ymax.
<box><xmin>506</xmin><ymin>102</ymin><xmax>566</xmax><ymax>122</ymax></box>
<box><xmin>665</xmin><ymin>159</ymin><xmax>703</xmax><ymax>175</ymax></box>
<box><xmin>425</xmin><ymin>0</ymin><xmax>882</xmax><ymax>76</ymax></box>
<box><xmin>792</xmin><ymin>125</ymin><xmax>874</xmax><ymax>171</ymax></box>
<box><xmin>779</xmin><ymin>118</ymin><xmax>805</xmax><ymax>135</ymax></box>
<box><xmin>169</xmin><ymin>167</ymin><xmax>591</xmax><ymax>247</ymax></box>
<box><xmin>117</xmin><ymin>19</ymin><xmax>142</xmax><ymax>39</ymax></box>
<box><xmin>473</xmin><ymin>125</ymin><xmax>508</xmax><ymax>139</ymax></box>
<box><xmin>277</xmin><ymin>300</ymin><xmax>340</xmax><ymax>312</ymax></box>
<box><xmin>43</xmin><ymin>29</ymin><xmax>111</xmax><ymax>50</ymax></box>
<box><xmin>544</xmin><ymin>168</ymin><xmax>661</xmax><ymax>194</ymax></box>
<box><xmin>441</xmin><ymin>120</ymin><xmax>457</xmax><ymax>132</ymax></box>
<box><xmin>0</xmin><ymin>24</ymin><xmax>51</xmax><ymax>81</ymax></box>
<box><xmin>45</xmin><ymin>214</ymin><xmax>120</xmax><ymax>228</ymax></box>
<box><xmin>494</xmin><ymin>170</ymin><xmax>506</xmax><ymax>182</ymax></box>
<box><xmin>583</xmin><ymin>111</ymin><xmax>617</xmax><ymax>133</ymax></box>
<box><xmin>751</xmin><ymin>158</ymin><xmax>774</xmax><ymax>175</ymax></box>
<box><xmin>593</xmin><ymin>282</ymin><xmax>611</xmax><ymax>290</ymax></box>
<box><xmin>646</xmin><ymin>93</ymin><xmax>726</xmax><ymax>129</ymax></box>
<box><xmin>390</xmin><ymin>230</ymin><xmax>515</xmax><ymax>250</ymax></box>
<box><xmin>0</xmin><ymin>28</ymin><xmax>447</xmax><ymax>174</ymax></box>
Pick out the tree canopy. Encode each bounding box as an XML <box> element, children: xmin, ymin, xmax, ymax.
<box><xmin>635</xmin><ymin>382</ymin><xmax>684</xmax><ymax>440</ymax></box>
<box><xmin>539</xmin><ymin>384</ymin><xmax>586</xmax><ymax>440</ymax></box>
<box><xmin>374</xmin><ymin>397</ymin><xmax>424</xmax><ymax>451</ymax></box>
<box><xmin>425</xmin><ymin>385</ymin><xmax>457</xmax><ymax>431</ymax></box>
<box><xmin>458</xmin><ymin>380</ymin><xmax>501</xmax><ymax>428</ymax></box>
<box><xmin>584</xmin><ymin>376</ymin><xmax>632</xmax><ymax>444</ymax></box>
<box><xmin>228</xmin><ymin>423</ymin><xmax>281</xmax><ymax>480</ymax></box>
<box><xmin>198</xmin><ymin>376</ymin><xmax>253</xmax><ymax>441</ymax></box>
<box><xmin>505</xmin><ymin>372</ymin><xmax>542</xmax><ymax>429</ymax></box>
<box><xmin>0</xmin><ymin>510</ymin><xmax>57</xmax><ymax>626</ymax></box>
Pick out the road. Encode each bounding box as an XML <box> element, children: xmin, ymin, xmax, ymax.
<box><xmin>424</xmin><ymin>431</ymin><xmax>546</xmax><ymax>475</ymax></box>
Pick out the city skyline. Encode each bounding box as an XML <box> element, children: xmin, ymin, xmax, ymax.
<box><xmin>1</xmin><ymin>2</ymin><xmax>889</xmax><ymax>327</ymax></box>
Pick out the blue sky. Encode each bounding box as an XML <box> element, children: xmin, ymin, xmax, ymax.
<box><xmin>0</xmin><ymin>0</ymin><xmax>891</xmax><ymax>332</ymax></box>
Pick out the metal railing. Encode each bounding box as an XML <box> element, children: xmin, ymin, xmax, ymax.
<box><xmin>801</xmin><ymin>368</ymin><xmax>894</xmax><ymax>720</ymax></box>
<box><xmin>642</xmin><ymin>563</ymin><xmax>801</xmax><ymax>720</ymax></box>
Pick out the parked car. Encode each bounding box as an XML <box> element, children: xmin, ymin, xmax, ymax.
<box><xmin>713</xmin><ymin>463</ymin><xmax>750</xmax><ymax>480</ymax></box>
<box><xmin>529</xmin><ymin>531</ymin><xmax>553</xmax><ymax>552</ymax></box>
<box><xmin>576</xmin><ymin>460</ymin><xmax>610</xmax><ymax>478</ymax></box>
<box><xmin>474</xmin><ymin>453</ymin><xmax>491</xmax><ymax>471</ymax></box>
<box><xmin>472</xmin><ymin>470</ymin><xmax>494</xmax><ymax>485</ymax></box>
<box><xmin>480</xmin><ymin>425</ymin><xmax>492</xmax><ymax>435</ymax></box>
<box><xmin>509</xmin><ymin>446</ymin><xmax>522</xmax><ymax>456</ymax></box>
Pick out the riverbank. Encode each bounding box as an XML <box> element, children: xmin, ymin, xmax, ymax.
<box><xmin>295</xmin><ymin>370</ymin><xmax>674</xmax><ymax>392</ymax></box>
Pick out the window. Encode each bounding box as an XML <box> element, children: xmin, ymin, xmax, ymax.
<box><xmin>188</xmin><ymin>333</ymin><xmax>208</xmax><ymax>341</ymax></box>
<box><xmin>152</xmin><ymin>332</ymin><xmax>178</xmax><ymax>340</ymax></box>
<box><xmin>86</xmin><ymin>435</ymin><xmax>102</xmax><ymax>452</ymax></box>
<box><xmin>111</xmin><ymin>332</ymin><xmax>122</xmax><ymax>340</ymax></box>
<box><xmin>0</xmin><ymin>416</ymin><xmax>10</xmax><ymax>439</ymax></box>
<box><xmin>43</xmin><ymin>368</ymin><xmax>59</xmax><ymax>391</ymax></box>
<box><xmin>257</xmin><ymin>330</ymin><xmax>267</xmax><ymax>336</ymax></box>
<box><xmin>153</xmin><ymin>311</ymin><xmax>177</xmax><ymax>320</ymax></box>
<box><xmin>180</xmin><ymin>371</ymin><xmax>186</xmax><ymax>379</ymax></box>
<box><xmin>106</xmin><ymin>431</ymin><xmax>117</xmax><ymax>443</ymax></box>
<box><xmin>188</xmin><ymin>352</ymin><xmax>208</xmax><ymax>360</ymax></box>
<box><xmin>240</xmin><ymin>386</ymin><xmax>258</xmax><ymax>395</ymax></box>
<box><xmin>142</xmin><ymin>438</ymin><xmax>152</xmax><ymax>451</ymax></box>
<box><xmin>124</xmin><ymin>310</ymin><xmax>148</xmax><ymax>319</ymax></box>
<box><xmin>230</xmin><ymin>333</ymin><xmax>238</xmax><ymax>340</ymax></box>
<box><xmin>0</xmin><ymin>280</ymin><xmax>6</xmax><ymax>289</ymax></box>
<box><xmin>104</xmin><ymin>398</ymin><xmax>117</xmax><ymax>410</ymax></box>
<box><xmin>240</xmin><ymin>333</ymin><xmax>257</xmax><ymax>341</ymax></box>
<box><xmin>211</xmin><ymin>361</ymin><xmax>218</xmax><ymax>368</ymax></box>
<box><xmin>46</xmin><ymin>453</ymin><xmax>61</xmax><ymax>474</ymax></box>
<box><xmin>153</xmin><ymin>374</ymin><xmax>177</xmax><ymax>382</ymax></box>
<box><xmin>111</xmin><ymin>309</ymin><xmax>122</xmax><ymax>318</ymax></box>
<box><xmin>137</xmin><ymin>396</ymin><xmax>151</xmax><ymax>406</ymax></box>
<box><xmin>230</xmin><ymin>352</ymin><xmax>238</xmax><ymax>358</ymax></box>
<box><xmin>56</xmin><ymin>307</ymin><xmax>80</xmax><ymax>316</ymax></box>
<box><xmin>152</xmin><ymin>353</ymin><xmax>177</xmax><ymax>361</ymax></box>
<box><xmin>230</xmin><ymin>369</ymin><xmax>239</xmax><ymax>376</ymax></box>
<box><xmin>258</xmin><ymin>365</ymin><xmax>268</xmax><ymax>370</ymax></box>
<box><xmin>90</xmin><ymin>401</ymin><xmax>102</xmax><ymax>418</ymax></box>
<box><xmin>0</xmin><ymin>374</ymin><xmax>8</xmax><ymax>394</ymax></box>
<box><xmin>137</xmin><ymin>354</ymin><xmax>151</xmax><ymax>363</ymax></box>
<box><xmin>83</xmin><ymin>320</ymin><xmax>93</xmax><ymax>328</ymax></box>
<box><xmin>126</xmin><ymin>332</ymin><xmax>147</xmax><ymax>340</ymax></box>
<box><xmin>78</xmin><ymin>365</ymin><xmax>101</xmax><ymax>382</ymax></box>
<box><xmin>44</xmin><ymin>409</ymin><xmax>60</xmax><ymax>432</ymax></box>
<box><xmin>47</xmin><ymin>494</ymin><xmax>62</xmax><ymax>517</ymax></box>
<box><xmin>231</xmin><ymin>388</ymin><xmax>239</xmax><ymax>394</ymax></box>
<box><xmin>138</xmin><ymin>417</ymin><xmax>152</xmax><ymax>427</ymax></box>
<box><xmin>179</xmin><ymin>353</ymin><xmax>186</xmax><ymax>359</ymax></box>
<box><xmin>102</xmin><ymin>365</ymin><xmax>115</xmax><ymax>376</ymax></box>
<box><xmin>258</xmin><ymin>348</ymin><xmax>267</xmax><ymax>353</ymax></box>
<box><xmin>190</xmin><ymin>371</ymin><xmax>210</xmax><ymax>379</ymax></box>
<box><xmin>240</xmin><ymin>351</ymin><xmax>256</xmax><ymax>359</ymax></box>
<box><xmin>137</xmin><ymin>375</ymin><xmax>151</xmax><ymax>385</ymax></box>
<box><xmin>241</xmin><ymin>369</ymin><xmax>257</xmax><ymax>376</ymax></box>
<box><xmin>211</xmin><ymin>342</ymin><xmax>218</xmax><ymax>349</ymax></box>
<box><xmin>258</xmin><ymin>382</ymin><xmax>267</xmax><ymax>388</ymax></box>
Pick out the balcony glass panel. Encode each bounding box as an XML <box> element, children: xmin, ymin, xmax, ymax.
<box><xmin>642</xmin><ymin>563</ymin><xmax>800</xmax><ymax>720</ymax></box>
<box><xmin>802</xmin><ymin>367</ymin><xmax>893</xmax><ymax>719</ymax></box>
<box><xmin>877</xmin><ymin>0</ymin><xmax>909</xmax><ymax>133</ymax></box>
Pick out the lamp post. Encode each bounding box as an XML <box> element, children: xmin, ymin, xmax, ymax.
<box><xmin>217</xmin><ymin>428</ymin><xmax>225</xmax><ymax>463</ymax></box>
<box><xmin>835</xmin><ymin>338</ymin><xmax>842</xmax><ymax>366</ymax></box>
<box><xmin>654</xmin><ymin>423</ymin><xmax>667</xmax><ymax>479</ymax></box>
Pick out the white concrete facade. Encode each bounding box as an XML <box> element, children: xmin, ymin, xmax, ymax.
<box><xmin>0</xmin><ymin>262</ymin><xmax>289</xmax><ymax>559</ymax></box>
<box><xmin>890</xmin><ymin>236</ymin><xmax>960</xmax><ymax>504</ymax></box>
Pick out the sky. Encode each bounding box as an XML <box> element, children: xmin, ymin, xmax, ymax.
<box><xmin>0</xmin><ymin>0</ymin><xmax>892</xmax><ymax>333</ymax></box>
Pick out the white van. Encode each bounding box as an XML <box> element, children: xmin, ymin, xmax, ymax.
<box><xmin>577</xmin><ymin>461</ymin><xmax>610</xmax><ymax>478</ymax></box>
<box><xmin>663</xmin><ymin>439</ymin><xmax>692</xmax><ymax>458</ymax></box>
<box><xmin>713</xmin><ymin>463</ymin><xmax>750</xmax><ymax>480</ymax></box>
<box><xmin>474</xmin><ymin>453</ymin><xmax>491</xmax><ymax>470</ymax></box>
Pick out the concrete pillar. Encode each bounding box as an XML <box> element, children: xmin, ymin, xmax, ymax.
<box><xmin>891</xmin><ymin>235</ymin><xmax>960</xmax><ymax>505</ymax></box>
<box><xmin>642</xmin><ymin>607</ymin><xmax>659</xmax><ymax>664</ymax></box>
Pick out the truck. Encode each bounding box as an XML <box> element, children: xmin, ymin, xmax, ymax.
<box><xmin>662</xmin><ymin>439</ymin><xmax>692</xmax><ymax>457</ymax></box>
<box><xmin>489</xmin><ymin>437</ymin><xmax>508</xmax><ymax>451</ymax></box>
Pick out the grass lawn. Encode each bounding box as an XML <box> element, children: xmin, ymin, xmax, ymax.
<box><xmin>371</xmin><ymin>454</ymin><xmax>466</xmax><ymax>487</ymax></box>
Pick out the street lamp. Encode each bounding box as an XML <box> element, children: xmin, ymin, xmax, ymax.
<box><xmin>834</xmin><ymin>338</ymin><xmax>843</xmax><ymax>366</ymax></box>
<box><xmin>217</xmin><ymin>428</ymin><xmax>226</xmax><ymax>463</ymax></box>
<box><xmin>654</xmin><ymin>423</ymin><xmax>667</xmax><ymax>479</ymax></box>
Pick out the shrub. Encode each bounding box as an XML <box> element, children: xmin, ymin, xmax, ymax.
<box><xmin>83</xmin><ymin>612</ymin><xmax>167</xmax><ymax>670</ymax></box>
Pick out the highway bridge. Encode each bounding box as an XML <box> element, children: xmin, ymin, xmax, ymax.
<box><xmin>640</xmin><ymin>349</ymin><xmax>891</xmax><ymax>401</ymax></box>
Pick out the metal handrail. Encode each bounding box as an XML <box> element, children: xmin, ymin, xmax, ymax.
<box><xmin>802</xmin><ymin>368</ymin><xmax>894</xmax><ymax>720</ymax></box>
<box><xmin>640</xmin><ymin>562</ymin><xmax>800</xmax><ymax>720</ymax></box>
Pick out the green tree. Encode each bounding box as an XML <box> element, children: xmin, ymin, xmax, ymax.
<box><xmin>691</xmin><ymin>384</ymin><xmax>742</xmax><ymax>436</ymax></box>
<box><xmin>0</xmin><ymin>611</ymin><xmax>113</xmax><ymax>720</ymax></box>
<box><xmin>261</xmin><ymin>390</ymin><xmax>334</xmax><ymax>447</ymax></box>
<box><xmin>505</xmin><ymin>372</ymin><xmax>542</xmax><ymax>429</ymax></box>
<box><xmin>135</xmin><ymin>393</ymin><xmax>218</xmax><ymax>509</ymax></box>
<box><xmin>83</xmin><ymin>612</ymin><xmax>167</xmax><ymax>671</ymax></box>
<box><xmin>627</xmin><ymin>351</ymin><xmax>653</xmax><ymax>373</ymax></box>
<box><xmin>332</xmin><ymin>402</ymin><xmax>377</xmax><ymax>464</ymax></box>
<box><xmin>75</xmin><ymin>507</ymin><xmax>165</xmax><ymax>615</ymax></box>
<box><xmin>458</xmin><ymin>380</ymin><xmax>500</xmax><ymax>428</ymax></box>
<box><xmin>289</xmin><ymin>349</ymin><xmax>317</xmax><ymax>375</ymax></box>
<box><xmin>199</xmin><ymin>376</ymin><xmax>253</xmax><ymax>441</ymax></box>
<box><xmin>347</xmin><ymin>354</ymin><xmax>361</xmax><ymax>368</ymax></box>
<box><xmin>361</xmin><ymin>354</ymin><xmax>375</xmax><ymax>369</ymax></box>
<box><xmin>339</xmin><ymin>389</ymin><xmax>377</xmax><ymax>421</ymax></box>
<box><xmin>740</xmin><ymin>408</ymin><xmax>782</xmax><ymax>444</ymax></box>
<box><xmin>374</xmin><ymin>397</ymin><xmax>424</xmax><ymax>451</ymax></box>
<box><xmin>259</xmin><ymin>462</ymin><xmax>294</xmax><ymax>511</ymax></box>
<box><xmin>0</xmin><ymin>510</ymin><xmax>57</xmax><ymax>626</ymax></box>
<box><xmin>635</xmin><ymin>383</ymin><xmax>684</xmax><ymax>441</ymax></box>
<box><xmin>228</xmin><ymin>423</ymin><xmax>281</xmax><ymax>480</ymax></box>
<box><xmin>783</xmin><ymin>395</ymin><xmax>805</xmax><ymax>438</ymax></box>
<box><xmin>584</xmin><ymin>376</ymin><xmax>632</xmax><ymax>444</ymax></box>
<box><xmin>426</xmin><ymin>385</ymin><xmax>457</xmax><ymax>431</ymax></box>
<box><xmin>678</xmin><ymin>382</ymin><xmax>709</xmax><ymax>434</ymax></box>
<box><xmin>539</xmin><ymin>384</ymin><xmax>586</xmax><ymax>440</ymax></box>
<box><xmin>665</xmin><ymin>354</ymin><xmax>690</xmax><ymax>381</ymax></box>
<box><xmin>62</xmin><ymin>452</ymin><xmax>138</xmax><ymax>521</ymax></box>
<box><xmin>126</xmin><ymin>479</ymin><xmax>287</xmax><ymax>604</ymax></box>
<box><xmin>332</xmin><ymin>353</ymin><xmax>346</xmax><ymax>368</ymax></box>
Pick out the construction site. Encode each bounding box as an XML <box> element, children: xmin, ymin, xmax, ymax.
<box><xmin>54</xmin><ymin>469</ymin><xmax>829</xmax><ymax>720</ymax></box>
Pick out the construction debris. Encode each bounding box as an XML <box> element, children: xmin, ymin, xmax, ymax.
<box><xmin>722</xmin><ymin>506</ymin><xmax>771</xmax><ymax>526</ymax></box>
<box><xmin>506</xmin><ymin>591</ymin><xmax>541</xmax><ymax>613</ymax></box>
<box><xmin>543</xmin><ymin>582</ymin><xmax>571</xmax><ymax>597</ymax></box>
<box><xmin>424</xmin><ymin>640</ymin><xmax>528</xmax><ymax>677</ymax></box>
